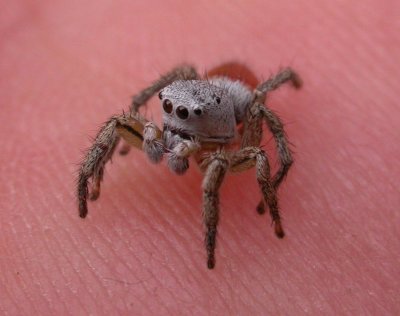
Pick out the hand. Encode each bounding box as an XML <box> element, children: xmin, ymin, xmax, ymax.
<box><xmin>1</xmin><ymin>1</ymin><xmax>397</xmax><ymax>315</ymax></box>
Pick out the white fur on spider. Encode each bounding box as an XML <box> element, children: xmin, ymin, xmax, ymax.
<box><xmin>161</xmin><ymin>78</ymin><xmax>252</xmax><ymax>144</ymax></box>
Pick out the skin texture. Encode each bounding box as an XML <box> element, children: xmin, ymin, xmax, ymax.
<box><xmin>0</xmin><ymin>0</ymin><xmax>399</xmax><ymax>315</ymax></box>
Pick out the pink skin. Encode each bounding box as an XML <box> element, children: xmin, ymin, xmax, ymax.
<box><xmin>1</xmin><ymin>1</ymin><xmax>399</xmax><ymax>315</ymax></box>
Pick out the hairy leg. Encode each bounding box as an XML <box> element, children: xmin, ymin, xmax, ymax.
<box><xmin>240</xmin><ymin>102</ymin><xmax>293</xmax><ymax>213</ymax></box>
<box><xmin>201</xmin><ymin>152</ymin><xmax>229</xmax><ymax>269</ymax></box>
<box><xmin>254</xmin><ymin>68</ymin><xmax>302</xmax><ymax>103</ymax></box>
<box><xmin>259</xmin><ymin>106</ymin><xmax>294</xmax><ymax>188</ymax></box>
<box><xmin>230</xmin><ymin>147</ymin><xmax>284</xmax><ymax>238</ymax></box>
<box><xmin>241</xmin><ymin>69</ymin><xmax>301</xmax><ymax>211</ymax></box>
<box><xmin>77</xmin><ymin>113</ymin><xmax>149</xmax><ymax>218</ymax></box>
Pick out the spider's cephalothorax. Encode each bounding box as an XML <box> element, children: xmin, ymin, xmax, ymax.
<box><xmin>77</xmin><ymin>63</ymin><xmax>302</xmax><ymax>269</ymax></box>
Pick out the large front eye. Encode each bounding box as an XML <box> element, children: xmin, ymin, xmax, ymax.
<box><xmin>163</xmin><ymin>99</ymin><xmax>173</xmax><ymax>113</ymax></box>
<box><xmin>176</xmin><ymin>106</ymin><xmax>189</xmax><ymax>119</ymax></box>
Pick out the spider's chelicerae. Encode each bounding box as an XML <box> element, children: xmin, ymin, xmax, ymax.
<box><xmin>77</xmin><ymin>63</ymin><xmax>302</xmax><ymax>269</ymax></box>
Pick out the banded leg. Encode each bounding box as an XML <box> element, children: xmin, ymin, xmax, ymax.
<box><xmin>230</xmin><ymin>147</ymin><xmax>284</xmax><ymax>238</ymax></box>
<box><xmin>77</xmin><ymin>113</ymin><xmax>152</xmax><ymax>218</ymax></box>
<box><xmin>201</xmin><ymin>152</ymin><xmax>229</xmax><ymax>269</ymax></box>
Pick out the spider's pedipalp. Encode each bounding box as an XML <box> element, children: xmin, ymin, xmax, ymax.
<box><xmin>143</xmin><ymin>122</ymin><xmax>164</xmax><ymax>163</ymax></box>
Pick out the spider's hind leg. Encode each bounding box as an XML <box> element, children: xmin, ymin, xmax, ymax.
<box><xmin>230</xmin><ymin>147</ymin><xmax>284</xmax><ymax>238</ymax></box>
<box><xmin>201</xmin><ymin>152</ymin><xmax>229</xmax><ymax>269</ymax></box>
<box><xmin>241</xmin><ymin>69</ymin><xmax>302</xmax><ymax>215</ymax></box>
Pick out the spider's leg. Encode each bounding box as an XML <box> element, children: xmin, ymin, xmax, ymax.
<box><xmin>130</xmin><ymin>64</ymin><xmax>199</xmax><ymax>114</ymax></box>
<box><xmin>255</xmin><ymin>68</ymin><xmax>302</xmax><ymax>103</ymax></box>
<box><xmin>230</xmin><ymin>147</ymin><xmax>284</xmax><ymax>238</ymax></box>
<box><xmin>243</xmin><ymin>101</ymin><xmax>294</xmax><ymax>189</ymax></box>
<box><xmin>256</xmin><ymin>199</ymin><xmax>266</xmax><ymax>215</ymax></box>
<box><xmin>241</xmin><ymin>69</ymin><xmax>301</xmax><ymax>212</ymax></box>
<box><xmin>77</xmin><ymin>113</ymin><xmax>154</xmax><ymax>218</ymax></box>
<box><xmin>259</xmin><ymin>106</ymin><xmax>294</xmax><ymax>189</ymax></box>
<box><xmin>242</xmin><ymin>69</ymin><xmax>301</xmax><ymax>149</ymax></box>
<box><xmin>241</xmin><ymin>102</ymin><xmax>293</xmax><ymax>213</ymax></box>
<box><xmin>201</xmin><ymin>152</ymin><xmax>229</xmax><ymax>269</ymax></box>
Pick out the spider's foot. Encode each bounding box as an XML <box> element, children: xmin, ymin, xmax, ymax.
<box><xmin>207</xmin><ymin>254</ymin><xmax>215</xmax><ymax>269</ymax></box>
<box><xmin>89</xmin><ymin>182</ymin><xmax>101</xmax><ymax>201</ymax></box>
<box><xmin>256</xmin><ymin>200</ymin><xmax>265</xmax><ymax>215</ymax></box>
<box><xmin>291</xmin><ymin>71</ymin><xmax>303</xmax><ymax>89</ymax></box>
<box><xmin>274</xmin><ymin>221</ymin><xmax>285</xmax><ymax>239</ymax></box>
<box><xmin>79</xmin><ymin>202</ymin><xmax>88</xmax><ymax>218</ymax></box>
<box><xmin>119</xmin><ymin>143</ymin><xmax>131</xmax><ymax>155</ymax></box>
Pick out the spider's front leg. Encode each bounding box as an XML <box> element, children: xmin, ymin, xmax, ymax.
<box><xmin>200</xmin><ymin>152</ymin><xmax>229</xmax><ymax>269</ymax></box>
<box><xmin>77</xmin><ymin>113</ymin><xmax>162</xmax><ymax>218</ymax></box>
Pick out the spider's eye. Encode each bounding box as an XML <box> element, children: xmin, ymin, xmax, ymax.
<box><xmin>194</xmin><ymin>108</ymin><xmax>202</xmax><ymax>116</ymax></box>
<box><xmin>163</xmin><ymin>99</ymin><xmax>173</xmax><ymax>113</ymax></box>
<box><xmin>176</xmin><ymin>106</ymin><xmax>189</xmax><ymax>119</ymax></box>
<box><xmin>216</xmin><ymin>97</ymin><xmax>221</xmax><ymax>104</ymax></box>
<box><xmin>158</xmin><ymin>91</ymin><xmax>163</xmax><ymax>99</ymax></box>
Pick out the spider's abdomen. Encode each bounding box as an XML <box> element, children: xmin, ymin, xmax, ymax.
<box><xmin>209</xmin><ymin>77</ymin><xmax>253</xmax><ymax>123</ymax></box>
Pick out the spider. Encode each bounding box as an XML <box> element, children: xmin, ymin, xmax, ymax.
<box><xmin>77</xmin><ymin>62</ymin><xmax>302</xmax><ymax>269</ymax></box>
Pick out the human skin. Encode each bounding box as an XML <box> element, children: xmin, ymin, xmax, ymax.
<box><xmin>0</xmin><ymin>0</ymin><xmax>399</xmax><ymax>315</ymax></box>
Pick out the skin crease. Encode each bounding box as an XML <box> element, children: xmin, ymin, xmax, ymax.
<box><xmin>0</xmin><ymin>0</ymin><xmax>399</xmax><ymax>315</ymax></box>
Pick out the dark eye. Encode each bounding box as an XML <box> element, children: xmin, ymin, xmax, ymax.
<box><xmin>163</xmin><ymin>99</ymin><xmax>173</xmax><ymax>113</ymax></box>
<box><xmin>176</xmin><ymin>106</ymin><xmax>189</xmax><ymax>119</ymax></box>
<box><xmin>216</xmin><ymin>97</ymin><xmax>221</xmax><ymax>104</ymax></box>
<box><xmin>194</xmin><ymin>108</ymin><xmax>202</xmax><ymax>116</ymax></box>
<box><xmin>158</xmin><ymin>91</ymin><xmax>163</xmax><ymax>99</ymax></box>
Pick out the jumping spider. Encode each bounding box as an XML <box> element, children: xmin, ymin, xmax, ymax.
<box><xmin>77</xmin><ymin>62</ymin><xmax>302</xmax><ymax>269</ymax></box>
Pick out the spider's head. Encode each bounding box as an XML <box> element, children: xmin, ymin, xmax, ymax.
<box><xmin>159</xmin><ymin>80</ymin><xmax>236</xmax><ymax>143</ymax></box>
